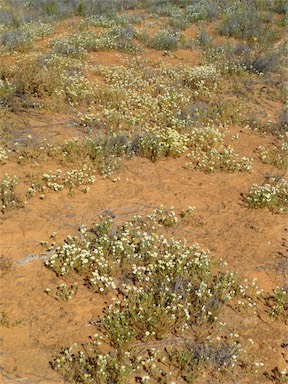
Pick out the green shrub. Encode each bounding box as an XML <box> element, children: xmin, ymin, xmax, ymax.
<box><xmin>218</xmin><ymin>3</ymin><xmax>277</xmax><ymax>47</ymax></box>
<box><xmin>257</xmin><ymin>142</ymin><xmax>288</xmax><ymax>169</ymax></box>
<box><xmin>186</xmin><ymin>0</ymin><xmax>222</xmax><ymax>22</ymax></box>
<box><xmin>148</xmin><ymin>29</ymin><xmax>179</xmax><ymax>51</ymax></box>
<box><xmin>186</xmin><ymin>127</ymin><xmax>252</xmax><ymax>173</ymax></box>
<box><xmin>247</xmin><ymin>178</ymin><xmax>288</xmax><ymax>212</ymax></box>
<box><xmin>133</xmin><ymin>128</ymin><xmax>188</xmax><ymax>162</ymax></box>
<box><xmin>46</xmin><ymin>208</ymin><xmax>262</xmax><ymax>383</ymax></box>
<box><xmin>1</xmin><ymin>174</ymin><xmax>23</xmax><ymax>212</ymax></box>
<box><xmin>265</xmin><ymin>287</ymin><xmax>287</xmax><ymax>319</ymax></box>
<box><xmin>0</xmin><ymin>21</ymin><xmax>54</xmax><ymax>51</ymax></box>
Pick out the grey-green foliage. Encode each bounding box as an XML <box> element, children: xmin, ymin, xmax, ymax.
<box><xmin>148</xmin><ymin>29</ymin><xmax>180</xmax><ymax>51</ymax></box>
<box><xmin>0</xmin><ymin>0</ymin><xmax>138</xmax><ymax>27</ymax></box>
<box><xmin>51</xmin><ymin>26</ymin><xmax>137</xmax><ymax>58</ymax></box>
<box><xmin>204</xmin><ymin>42</ymin><xmax>283</xmax><ymax>75</ymax></box>
<box><xmin>218</xmin><ymin>1</ymin><xmax>277</xmax><ymax>46</ymax></box>
<box><xmin>186</xmin><ymin>0</ymin><xmax>224</xmax><ymax>22</ymax></box>
<box><xmin>0</xmin><ymin>21</ymin><xmax>54</xmax><ymax>51</ymax></box>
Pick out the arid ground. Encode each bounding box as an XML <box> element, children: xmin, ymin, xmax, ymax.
<box><xmin>0</xmin><ymin>1</ymin><xmax>287</xmax><ymax>383</ymax></box>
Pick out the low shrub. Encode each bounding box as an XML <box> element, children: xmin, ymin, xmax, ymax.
<box><xmin>148</xmin><ymin>29</ymin><xmax>180</xmax><ymax>51</ymax></box>
<box><xmin>1</xmin><ymin>174</ymin><xmax>23</xmax><ymax>212</ymax></box>
<box><xmin>186</xmin><ymin>0</ymin><xmax>222</xmax><ymax>22</ymax></box>
<box><xmin>0</xmin><ymin>21</ymin><xmax>54</xmax><ymax>52</ymax></box>
<box><xmin>218</xmin><ymin>3</ymin><xmax>277</xmax><ymax>47</ymax></box>
<box><xmin>186</xmin><ymin>127</ymin><xmax>252</xmax><ymax>173</ymax></box>
<box><xmin>133</xmin><ymin>127</ymin><xmax>188</xmax><ymax>162</ymax></box>
<box><xmin>257</xmin><ymin>142</ymin><xmax>288</xmax><ymax>169</ymax></box>
<box><xmin>46</xmin><ymin>207</ymin><xmax>264</xmax><ymax>383</ymax></box>
<box><xmin>247</xmin><ymin>178</ymin><xmax>288</xmax><ymax>212</ymax></box>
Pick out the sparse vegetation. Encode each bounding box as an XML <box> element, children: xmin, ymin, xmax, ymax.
<box><xmin>265</xmin><ymin>287</ymin><xmax>287</xmax><ymax>320</ymax></box>
<box><xmin>0</xmin><ymin>256</ymin><xmax>12</xmax><ymax>277</ymax></box>
<box><xmin>46</xmin><ymin>207</ymin><xmax>266</xmax><ymax>382</ymax></box>
<box><xmin>0</xmin><ymin>0</ymin><xmax>287</xmax><ymax>382</ymax></box>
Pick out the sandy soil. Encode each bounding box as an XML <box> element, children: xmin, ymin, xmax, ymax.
<box><xmin>1</xmin><ymin>127</ymin><xmax>287</xmax><ymax>382</ymax></box>
<box><xmin>0</xmin><ymin>16</ymin><xmax>287</xmax><ymax>383</ymax></box>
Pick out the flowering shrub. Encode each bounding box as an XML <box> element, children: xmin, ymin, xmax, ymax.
<box><xmin>218</xmin><ymin>2</ymin><xmax>277</xmax><ymax>47</ymax></box>
<box><xmin>265</xmin><ymin>287</ymin><xmax>287</xmax><ymax>319</ymax></box>
<box><xmin>67</xmin><ymin>60</ymin><xmax>222</xmax><ymax>160</ymax></box>
<box><xmin>80</xmin><ymin>14</ymin><xmax>128</xmax><ymax>29</ymax></box>
<box><xmin>0</xmin><ymin>21</ymin><xmax>54</xmax><ymax>52</ymax></box>
<box><xmin>1</xmin><ymin>174</ymin><xmax>23</xmax><ymax>212</ymax></box>
<box><xmin>247</xmin><ymin>178</ymin><xmax>288</xmax><ymax>212</ymax></box>
<box><xmin>51</xmin><ymin>27</ymin><xmax>137</xmax><ymax>58</ymax></box>
<box><xmin>186</xmin><ymin>127</ymin><xmax>252</xmax><ymax>173</ymax></box>
<box><xmin>27</xmin><ymin>166</ymin><xmax>96</xmax><ymax>198</ymax></box>
<box><xmin>258</xmin><ymin>142</ymin><xmax>288</xmax><ymax>169</ymax></box>
<box><xmin>0</xmin><ymin>54</ymin><xmax>94</xmax><ymax>109</ymax></box>
<box><xmin>134</xmin><ymin>127</ymin><xmax>188</xmax><ymax>162</ymax></box>
<box><xmin>46</xmin><ymin>283</ymin><xmax>78</xmax><ymax>301</ymax></box>
<box><xmin>47</xmin><ymin>207</ymin><xmax>266</xmax><ymax>382</ymax></box>
<box><xmin>0</xmin><ymin>146</ymin><xmax>9</xmax><ymax>163</ymax></box>
<box><xmin>148</xmin><ymin>29</ymin><xmax>180</xmax><ymax>51</ymax></box>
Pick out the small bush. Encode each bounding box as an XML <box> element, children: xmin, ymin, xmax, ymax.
<box><xmin>196</xmin><ymin>29</ymin><xmax>212</xmax><ymax>47</ymax></box>
<box><xmin>150</xmin><ymin>4</ymin><xmax>181</xmax><ymax>17</ymax></box>
<box><xmin>247</xmin><ymin>178</ymin><xmax>288</xmax><ymax>212</ymax></box>
<box><xmin>0</xmin><ymin>28</ymin><xmax>33</xmax><ymax>51</ymax></box>
<box><xmin>168</xmin><ymin>341</ymin><xmax>239</xmax><ymax>382</ymax></box>
<box><xmin>205</xmin><ymin>41</ymin><xmax>283</xmax><ymax>75</ymax></box>
<box><xmin>186</xmin><ymin>0</ymin><xmax>222</xmax><ymax>22</ymax></box>
<box><xmin>1</xmin><ymin>174</ymin><xmax>23</xmax><ymax>212</ymax></box>
<box><xmin>247</xmin><ymin>50</ymin><xmax>283</xmax><ymax>74</ymax></box>
<box><xmin>0</xmin><ymin>55</ymin><xmax>93</xmax><ymax>109</ymax></box>
<box><xmin>133</xmin><ymin>128</ymin><xmax>188</xmax><ymax>162</ymax></box>
<box><xmin>51</xmin><ymin>27</ymin><xmax>137</xmax><ymax>57</ymax></box>
<box><xmin>257</xmin><ymin>142</ymin><xmax>288</xmax><ymax>170</ymax></box>
<box><xmin>218</xmin><ymin>3</ymin><xmax>277</xmax><ymax>47</ymax></box>
<box><xmin>0</xmin><ymin>21</ymin><xmax>54</xmax><ymax>51</ymax></box>
<box><xmin>186</xmin><ymin>127</ymin><xmax>252</xmax><ymax>173</ymax></box>
<box><xmin>80</xmin><ymin>14</ymin><xmax>128</xmax><ymax>28</ymax></box>
<box><xmin>110</xmin><ymin>26</ymin><xmax>137</xmax><ymax>52</ymax></box>
<box><xmin>265</xmin><ymin>287</ymin><xmax>287</xmax><ymax>320</ymax></box>
<box><xmin>272</xmin><ymin>0</ymin><xmax>288</xmax><ymax>14</ymax></box>
<box><xmin>148</xmin><ymin>29</ymin><xmax>179</xmax><ymax>51</ymax></box>
<box><xmin>169</xmin><ymin>14</ymin><xmax>190</xmax><ymax>30</ymax></box>
<box><xmin>27</xmin><ymin>166</ymin><xmax>96</xmax><ymax>198</ymax></box>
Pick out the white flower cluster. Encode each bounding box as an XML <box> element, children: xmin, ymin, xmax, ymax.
<box><xmin>50</xmin><ymin>27</ymin><xmax>136</xmax><ymax>60</ymax></box>
<box><xmin>46</xmin><ymin>282</ymin><xmax>78</xmax><ymax>301</ymax></box>
<box><xmin>0</xmin><ymin>146</ymin><xmax>9</xmax><ymax>163</ymax></box>
<box><xmin>186</xmin><ymin>127</ymin><xmax>253</xmax><ymax>172</ymax></box>
<box><xmin>1</xmin><ymin>174</ymin><xmax>22</xmax><ymax>211</ymax></box>
<box><xmin>266</xmin><ymin>286</ymin><xmax>287</xmax><ymax>319</ymax></box>
<box><xmin>91</xmin><ymin>60</ymin><xmax>193</xmax><ymax>133</ymax></box>
<box><xmin>45</xmin><ymin>207</ymin><xmax>242</xmax><ymax>335</ymax></box>
<box><xmin>258</xmin><ymin>142</ymin><xmax>288</xmax><ymax>170</ymax></box>
<box><xmin>247</xmin><ymin>178</ymin><xmax>288</xmax><ymax>211</ymax></box>
<box><xmin>80</xmin><ymin>14</ymin><xmax>128</xmax><ymax>29</ymax></box>
<box><xmin>27</xmin><ymin>166</ymin><xmax>96</xmax><ymax>198</ymax></box>
<box><xmin>136</xmin><ymin>127</ymin><xmax>188</xmax><ymax>161</ymax></box>
<box><xmin>1</xmin><ymin>21</ymin><xmax>54</xmax><ymax>52</ymax></box>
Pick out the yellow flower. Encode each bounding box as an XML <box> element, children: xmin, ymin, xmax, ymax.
<box><xmin>243</xmin><ymin>40</ymin><xmax>247</xmax><ymax>44</ymax></box>
<box><xmin>253</xmin><ymin>37</ymin><xmax>257</xmax><ymax>41</ymax></box>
